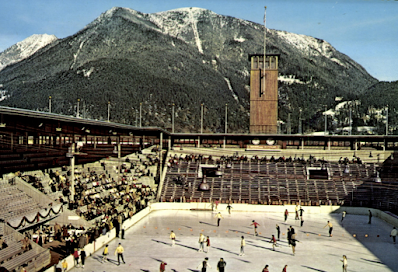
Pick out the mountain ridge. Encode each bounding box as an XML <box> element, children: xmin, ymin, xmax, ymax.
<box><xmin>0</xmin><ymin>34</ymin><xmax>57</xmax><ymax>71</ymax></box>
<box><xmin>0</xmin><ymin>7</ymin><xmax>385</xmax><ymax>133</ymax></box>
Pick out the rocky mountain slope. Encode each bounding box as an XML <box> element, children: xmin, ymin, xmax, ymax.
<box><xmin>0</xmin><ymin>7</ymin><xmax>381</xmax><ymax>133</ymax></box>
<box><xmin>0</xmin><ymin>34</ymin><xmax>57</xmax><ymax>71</ymax></box>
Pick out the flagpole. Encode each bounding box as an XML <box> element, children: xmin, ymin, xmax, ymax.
<box><xmin>263</xmin><ymin>6</ymin><xmax>267</xmax><ymax>95</ymax></box>
<box><xmin>264</xmin><ymin>6</ymin><xmax>267</xmax><ymax>71</ymax></box>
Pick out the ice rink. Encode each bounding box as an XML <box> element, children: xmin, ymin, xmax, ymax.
<box><xmin>69</xmin><ymin>208</ymin><xmax>398</xmax><ymax>272</ymax></box>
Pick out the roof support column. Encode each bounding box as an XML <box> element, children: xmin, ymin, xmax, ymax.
<box><xmin>354</xmin><ymin>139</ymin><xmax>358</xmax><ymax>153</ymax></box>
<box><xmin>350</xmin><ymin>139</ymin><xmax>355</xmax><ymax>150</ymax></box>
<box><xmin>159</xmin><ymin>132</ymin><xmax>163</xmax><ymax>184</ymax></box>
<box><xmin>10</xmin><ymin>132</ymin><xmax>13</xmax><ymax>151</ymax></box>
<box><xmin>69</xmin><ymin>143</ymin><xmax>75</xmax><ymax>202</ymax></box>
<box><xmin>142</xmin><ymin>135</ymin><xmax>145</xmax><ymax>150</ymax></box>
<box><xmin>59</xmin><ymin>133</ymin><xmax>63</xmax><ymax>148</ymax></box>
<box><xmin>25</xmin><ymin>131</ymin><xmax>28</xmax><ymax>150</ymax></box>
<box><xmin>118</xmin><ymin>138</ymin><xmax>121</xmax><ymax>159</ymax></box>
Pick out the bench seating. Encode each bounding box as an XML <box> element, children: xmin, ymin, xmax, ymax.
<box><xmin>0</xmin><ymin>241</ymin><xmax>24</xmax><ymax>264</ymax></box>
<box><xmin>2</xmin><ymin>249</ymin><xmax>41</xmax><ymax>271</ymax></box>
<box><xmin>163</xmin><ymin>159</ymin><xmax>380</xmax><ymax>205</ymax></box>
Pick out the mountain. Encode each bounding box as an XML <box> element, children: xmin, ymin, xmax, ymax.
<box><xmin>0</xmin><ymin>7</ymin><xmax>379</xmax><ymax>133</ymax></box>
<box><xmin>0</xmin><ymin>34</ymin><xmax>57</xmax><ymax>71</ymax></box>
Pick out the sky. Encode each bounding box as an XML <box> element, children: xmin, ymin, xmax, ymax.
<box><xmin>0</xmin><ymin>0</ymin><xmax>397</xmax><ymax>81</ymax></box>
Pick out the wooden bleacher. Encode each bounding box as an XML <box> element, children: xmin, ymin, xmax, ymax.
<box><xmin>161</xmin><ymin>157</ymin><xmax>379</xmax><ymax>206</ymax></box>
<box><xmin>0</xmin><ymin>223</ymin><xmax>50</xmax><ymax>272</ymax></box>
<box><xmin>0</xmin><ymin>184</ymin><xmax>42</xmax><ymax>222</ymax></box>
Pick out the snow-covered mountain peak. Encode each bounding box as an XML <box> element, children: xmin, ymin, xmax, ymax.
<box><xmin>0</xmin><ymin>34</ymin><xmax>57</xmax><ymax>71</ymax></box>
<box><xmin>85</xmin><ymin>6</ymin><xmax>143</xmax><ymax>30</ymax></box>
<box><xmin>148</xmin><ymin>7</ymin><xmax>219</xmax><ymax>54</ymax></box>
<box><xmin>102</xmin><ymin>6</ymin><xmax>139</xmax><ymax>18</ymax></box>
<box><xmin>16</xmin><ymin>34</ymin><xmax>57</xmax><ymax>57</ymax></box>
<box><xmin>161</xmin><ymin>7</ymin><xmax>214</xmax><ymax>15</ymax></box>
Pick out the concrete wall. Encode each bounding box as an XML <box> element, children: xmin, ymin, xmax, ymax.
<box><xmin>379</xmin><ymin>210</ymin><xmax>398</xmax><ymax>227</ymax></box>
<box><xmin>151</xmin><ymin>202</ymin><xmax>342</xmax><ymax>214</ymax></box>
<box><xmin>151</xmin><ymin>202</ymin><xmax>398</xmax><ymax>228</ymax></box>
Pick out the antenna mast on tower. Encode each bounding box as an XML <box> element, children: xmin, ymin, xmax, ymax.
<box><xmin>264</xmin><ymin>6</ymin><xmax>267</xmax><ymax>72</ymax></box>
<box><xmin>262</xmin><ymin>6</ymin><xmax>267</xmax><ymax>97</ymax></box>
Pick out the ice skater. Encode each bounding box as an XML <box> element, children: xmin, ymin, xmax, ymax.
<box><xmin>251</xmin><ymin>220</ymin><xmax>260</xmax><ymax>236</ymax></box>
<box><xmin>290</xmin><ymin>226</ymin><xmax>296</xmax><ymax>239</ymax></box>
<box><xmin>170</xmin><ymin>230</ymin><xmax>176</xmax><ymax>246</ymax></box>
<box><xmin>295</xmin><ymin>205</ymin><xmax>299</xmax><ymax>220</ymax></box>
<box><xmin>341</xmin><ymin>211</ymin><xmax>346</xmax><ymax>222</ymax></box>
<box><xmin>390</xmin><ymin>227</ymin><xmax>397</xmax><ymax>244</ymax></box>
<box><xmin>198</xmin><ymin>233</ymin><xmax>206</xmax><ymax>252</ymax></box>
<box><xmin>160</xmin><ymin>261</ymin><xmax>167</xmax><ymax>272</ymax></box>
<box><xmin>287</xmin><ymin>227</ymin><xmax>292</xmax><ymax>246</ymax></box>
<box><xmin>270</xmin><ymin>234</ymin><xmax>277</xmax><ymax>251</ymax></box>
<box><xmin>239</xmin><ymin>236</ymin><xmax>245</xmax><ymax>256</ymax></box>
<box><xmin>324</xmin><ymin>221</ymin><xmax>333</xmax><ymax>237</ymax></box>
<box><xmin>206</xmin><ymin>236</ymin><xmax>210</xmax><ymax>253</ymax></box>
<box><xmin>215</xmin><ymin>200</ymin><xmax>219</xmax><ymax>210</ymax></box>
<box><xmin>215</xmin><ymin>212</ymin><xmax>223</xmax><ymax>227</ymax></box>
<box><xmin>299</xmin><ymin>206</ymin><xmax>304</xmax><ymax>220</ymax></box>
<box><xmin>276</xmin><ymin>224</ymin><xmax>280</xmax><ymax>240</ymax></box>
<box><xmin>197</xmin><ymin>257</ymin><xmax>211</xmax><ymax>272</ymax></box>
<box><xmin>101</xmin><ymin>244</ymin><xmax>109</xmax><ymax>263</ymax></box>
<box><xmin>121</xmin><ymin>226</ymin><xmax>125</xmax><ymax>239</ymax></box>
<box><xmin>73</xmin><ymin>248</ymin><xmax>80</xmax><ymax>267</ymax></box>
<box><xmin>217</xmin><ymin>258</ymin><xmax>226</xmax><ymax>272</ymax></box>
<box><xmin>114</xmin><ymin>243</ymin><xmax>126</xmax><ymax>265</ymax></box>
<box><xmin>290</xmin><ymin>226</ymin><xmax>296</xmax><ymax>240</ymax></box>
<box><xmin>226</xmin><ymin>203</ymin><xmax>233</xmax><ymax>214</ymax></box>
<box><xmin>341</xmin><ymin>255</ymin><xmax>347</xmax><ymax>272</ymax></box>
<box><xmin>62</xmin><ymin>259</ymin><xmax>68</xmax><ymax>272</ymax></box>
<box><xmin>291</xmin><ymin>238</ymin><xmax>297</xmax><ymax>256</ymax></box>
<box><xmin>368</xmin><ymin>210</ymin><xmax>372</xmax><ymax>224</ymax></box>
<box><xmin>284</xmin><ymin>209</ymin><xmax>289</xmax><ymax>222</ymax></box>
<box><xmin>80</xmin><ymin>248</ymin><xmax>86</xmax><ymax>268</ymax></box>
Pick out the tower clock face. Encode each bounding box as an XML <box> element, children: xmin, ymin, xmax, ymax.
<box><xmin>252</xmin><ymin>139</ymin><xmax>260</xmax><ymax>145</ymax></box>
<box><xmin>266</xmin><ymin>139</ymin><xmax>275</xmax><ymax>145</ymax></box>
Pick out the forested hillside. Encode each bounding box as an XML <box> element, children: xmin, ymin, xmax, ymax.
<box><xmin>0</xmin><ymin>7</ymin><xmax>382</xmax><ymax>133</ymax></box>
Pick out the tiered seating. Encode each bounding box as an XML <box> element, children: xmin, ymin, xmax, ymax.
<box><xmin>0</xmin><ymin>141</ymin><xmax>142</xmax><ymax>175</ymax></box>
<box><xmin>0</xmin><ymin>241</ymin><xmax>24</xmax><ymax>263</ymax></box>
<box><xmin>0</xmin><ymin>145</ymin><xmax>70</xmax><ymax>174</ymax></box>
<box><xmin>0</xmin><ymin>146</ymin><xmax>157</xmax><ymax>271</ymax></box>
<box><xmin>0</xmin><ymin>184</ymin><xmax>42</xmax><ymax>221</ymax></box>
<box><xmin>162</xmin><ymin>155</ymin><xmax>377</xmax><ymax>206</ymax></box>
<box><xmin>0</xmin><ymin>223</ymin><xmax>50</xmax><ymax>272</ymax></box>
<box><xmin>56</xmin><ymin>154</ymin><xmax>158</xmax><ymax>222</ymax></box>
